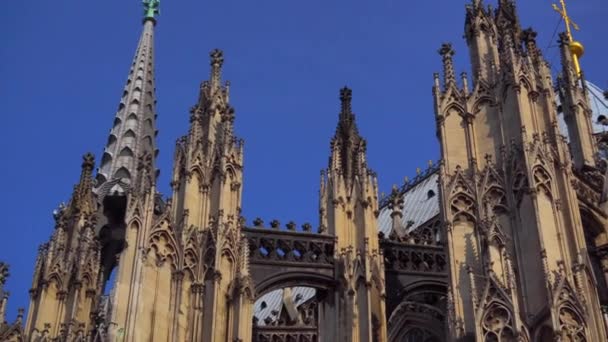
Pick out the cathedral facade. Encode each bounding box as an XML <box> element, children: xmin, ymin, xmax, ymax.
<box><xmin>1</xmin><ymin>0</ymin><xmax>608</xmax><ymax>341</ymax></box>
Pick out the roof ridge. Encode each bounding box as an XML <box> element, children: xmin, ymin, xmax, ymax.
<box><xmin>379</xmin><ymin>162</ymin><xmax>440</xmax><ymax>209</ymax></box>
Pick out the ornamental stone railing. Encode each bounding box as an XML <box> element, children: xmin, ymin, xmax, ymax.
<box><xmin>381</xmin><ymin>240</ymin><xmax>447</xmax><ymax>275</ymax></box>
<box><xmin>252</xmin><ymin>328</ymin><xmax>317</xmax><ymax>342</ymax></box>
<box><xmin>244</xmin><ymin>227</ymin><xmax>335</xmax><ymax>267</ymax></box>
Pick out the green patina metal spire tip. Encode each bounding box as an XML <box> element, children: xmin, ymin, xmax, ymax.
<box><xmin>143</xmin><ymin>0</ymin><xmax>160</xmax><ymax>20</ymax></box>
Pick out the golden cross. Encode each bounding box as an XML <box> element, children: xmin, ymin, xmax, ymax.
<box><xmin>552</xmin><ymin>0</ymin><xmax>580</xmax><ymax>42</ymax></box>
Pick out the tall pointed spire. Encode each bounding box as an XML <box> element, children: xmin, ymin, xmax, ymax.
<box><xmin>495</xmin><ymin>0</ymin><xmax>521</xmax><ymax>47</ymax></box>
<box><xmin>334</xmin><ymin>86</ymin><xmax>360</xmax><ymax>142</ymax></box>
<box><xmin>95</xmin><ymin>1</ymin><xmax>160</xmax><ymax>198</ymax></box>
<box><xmin>329</xmin><ymin>87</ymin><xmax>367</xmax><ymax>188</ymax></box>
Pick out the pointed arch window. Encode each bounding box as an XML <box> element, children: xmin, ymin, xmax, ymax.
<box><xmin>119</xmin><ymin>147</ymin><xmax>134</xmax><ymax>157</ymax></box>
<box><xmin>125</xmin><ymin>113</ymin><xmax>138</xmax><ymax>131</ymax></box>
<box><xmin>100</xmin><ymin>152</ymin><xmax>113</xmax><ymax>169</ymax></box>
<box><xmin>143</xmin><ymin>136</ymin><xmax>153</xmax><ymax>149</ymax></box>
<box><xmin>114</xmin><ymin>167</ymin><xmax>131</xmax><ymax>181</ymax></box>
<box><xmin>107</xmin><ymin>135</ymin><xmax>117</xmax><ymax>150</ymax></box>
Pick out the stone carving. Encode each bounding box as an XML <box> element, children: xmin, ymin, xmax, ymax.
<box><xmin>382</xmin><ymin>241</ymin><xmax>447</xmax><ymax>275</ymax></box>
<box><xmin>557</xmin><ymin>306</ymin><xmax>586</xmax><ymax>341</ymax></box>
<box><xmin>246</xmin><ymin>229</ymin><xmax>334</xmax><ymax>266</ymax></box>
<box><xmin>480</xmin><ymin>303</ymin><xmax>516</xmax><ymax>341</ymax></box>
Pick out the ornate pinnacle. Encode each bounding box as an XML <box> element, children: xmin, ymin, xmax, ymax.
<box><xmin>521</xmin><ymin>27</ymin><xmax>538</xmax><ymax>44</ymax></box>
<box><xmin>78</xmin><ymin>153</ymin><xmax>95</xmax><ymax>187</ymax></box>
<box><xmin>143</xmin><ymin>0</ymin><xmax>160</xmax><ymax>20</ymax></box>
<box><xmin>521</xmin><ymin>28</ymin><xmax>539</xmax><ymax>58</ymax></box>
<box><xmin>16</xmin><ymin>308</ymin><xmax>24</xmax><ymax>324</ymax></box>
<box><xmin>340</xmin><ymin>86</ymin><xmax>353</xmax><ymax>116</ymax></box>
<box><xmin>71</xmin><ymin>153</ymin><xmax>95</xmax><ymax>212</ymax></box>
<box><xmin>438</xmin><ymin>43</ymin><xmax>456</xmax><ymax>88</ymax></box>
<box><xmin>210</xmin><ymin>49</ymin><xmax>224</xmax><ymax>88</ymax></box>
<box><xmin>388</xmin><ymin>185</ymin><xmax>404</xmax><ymax>216</ymax></box>
<box><xmin>82</xmin><ymin>153</ymin><xmax>95</xmax><ymax>171</ymax></box>
<box><xmin>0</xmin><ymin>262</ymin><xmax>8</xmax><ymax>286</ymax></box>
<box><xmin>336</xmin><ymin>86</ymin><xmax>359</xmax><ymax>137</ymax></box>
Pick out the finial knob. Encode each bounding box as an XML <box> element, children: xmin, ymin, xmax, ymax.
<box><xmin>82</xmin><ymin>153</ymin><xmax>95</xmax><ymax>171</ymax></box>
<box><xmin>438</xmin><ymin>43</ymin><xmax>454</xmax><ymax>57</ymax></box>
<box><xmin>521</xmin><ymin>27</ymin><xmax>537</xmax><ymax>44</ymax></box>
<box><xmin>210</xmin><ymin>49</ymin><xmax>224</xmax><ymax>68</ymax></box>
<box><xmin>143</xmin><ymin>0</ymin><xmax>160</xmax><ymax>20</ymax></box>
<box><xmin>0</xmin><ymin>262</ymin><xmax>9</xmax><ymax>285</ymax></box>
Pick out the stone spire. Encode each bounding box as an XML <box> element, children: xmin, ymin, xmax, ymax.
<box><xmin>0</xmin><ymin>262</ymin><xmax>8</xmax><ymax>324</ymax></box>
<box><xmin>95</xmin><ymin>4</ymin><xmax>159</xmax><ymax>199</ymax></box>
<box><xmin>70</xmin><ymin>153</ymin><xmax>96</xmax><ymax>214</ymax></box>
<box><xmin>329</xmin><ymin>87</ymin><xmax>366</xmax><ymax>187</ymax></box>
<box><xmin>438</xmin><ymin>43</ymin><xmax>456</xmax><ymax>89</ymax></box>
<box><xmin>495</xmin><ymin>0</ymin><xmax>521</xmax><ymax>45</ymax></box>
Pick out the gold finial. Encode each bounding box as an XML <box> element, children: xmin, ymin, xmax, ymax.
<box><xmin>552</xmin><ymin>0</ymin><xmax>584</xmax><ymax>75</ymax></box>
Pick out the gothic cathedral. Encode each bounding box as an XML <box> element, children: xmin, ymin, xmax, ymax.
<box><xmin>1</xmin><ymin>0</ymin><xmax>607</xmax><ymax>341</ymax></box>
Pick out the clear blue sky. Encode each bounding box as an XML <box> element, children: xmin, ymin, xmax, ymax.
<box><xmin>1</xmin><ymin>0</ymin><xmax>606</xmax><ymax>320</ymax></box>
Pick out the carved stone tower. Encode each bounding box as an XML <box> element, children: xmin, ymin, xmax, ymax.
<box><xmin>25</xmin><ymin>154</ymin><xmax>100</xmax><ymax>340</ymax></box>
<box><xmin>168</xmin><ymin>48</ymin><xmax>253</xmax><ymax>342</ymax></box>
<box><xmin>434</xmin><ymin>0</ymin><xmax>607</xmax><ymax>340</ymax></box>
<box><xmin>320</xmin><ymin>87</ymin><xmax>388</xmax><ymax>342</ymax></box>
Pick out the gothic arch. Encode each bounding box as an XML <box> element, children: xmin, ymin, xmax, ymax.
<box><xmin>472</xmin><ymin>96</ymin><xmax>496</xmax><ymax>115</ymax></box>
<box><xmin>100</xmin><ymin>152</ymin><xmax>112</xmax><ymax>167</ymax></box>
<box><xmin>107</xmin><ymin>134</ymin><xmax>117</xmax><ymax>148</ymax></box>
<box><xmin>225</xmin><ymin>164</ymin><xmax>238</xmax><ymax>181</ymax></box>
<box><xmin>451</xmin><ymin>191</ymin><xmax>476</xmax><ymax>223</ymax></box>
<box><xmin>126</xmin><ymin>218</ymin><xmax>142</xmax><ymax>231</ymax></box>
<box><xmin>394</xmin><ymin>280</ymin><xmax>447</xmax><ymax>306</ymax></box>
<box><xmin>518</xmin><ymin>75</ymin><xmax>534</xmax><ymax>94</ymax></box>
<box><xmin>118</xmin><ymin>147</ymin><xmax>134</xmax><ymax>157</ymax></box>
<box><xmin>481</xmin><ymin>169</ymin><xmax>508</xmax><ymax>214</ymax></box>
<box><xmin>480</xmin><ymin>301</ymin><xmax>516</xmax><ymax>341</ymax></box>
<box><xmin>147</xmin><ymin>228</ymin><xmax>178</xmax><ymax>269</ymax></box>
<box><xmin>532</xmin><ymin>165</ymin><xmax>552</xmax><ymax>198</ymax></box>
<box><xmin>443</xmin><ymin>102</ymin><xmax>466</xmax><ymax>118</ymax></box>
<box><xmin>254</xmin><ymin>271</ymin><xmax>335</xmax><ymax>298</ymax></box>
<box><xmin>182</xmin><ymin>247</ymin><xmax>198</xmax><ymax>280</ymax></box>
<box><xmin>387</xmin><ymin>300</ymin><xmax>445</xmax><ymax>342</ymax></box>
<box><xmin>388</xmin><ymin>281</ymin><xmax>447</xmax><ymax>342</ymax></box>
<box><xmin>556</xmin><ymin>304</ymin><xmax>587</xmax><ymax>341</ymax></box>
<box><xmin>220</xmin><ymin>246</ymin><xmax>237</xmax><ymax>269</ymax></box>
<box><xmin>187</xmin><ymin>166</ymin><xmax>208</xmax><ymax>192</ymax></box>
<box><xmin>448</xmin><ymin>168</ymin><xmax>477</xmax><ymax>223</ymax></box>
<box><xmin>143</xmin><ymin>135</ymin><xmax>153</xmax><ymax>149</ymax></box>
<box><xmin>114</xmin><ymin>167</ymin><xmax>131</xmax><ymax>181</ymax></box>
<box><xmin>46</xmin><ymin>272</ymin><xmax>64</xmax><ymax>291</ymax></box>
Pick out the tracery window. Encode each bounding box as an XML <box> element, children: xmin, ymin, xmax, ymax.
<box><xmin>558</xmin><ymin>306</ymin><xmax>587</xmax><ymax>341</ymax></box>
<box><xmin>481</xmin><ymin>303</ymin><xmax>516</xmax><ymax>342</ymax></box>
